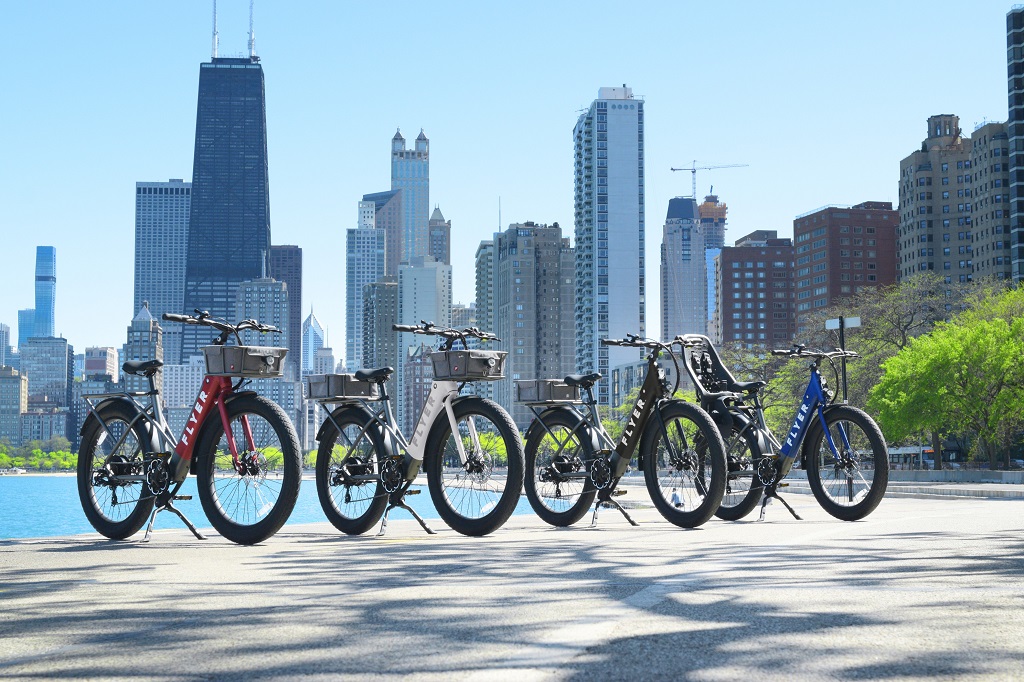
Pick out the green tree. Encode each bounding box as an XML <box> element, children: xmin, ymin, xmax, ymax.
<box><xmin>869</xmin><ymin>313</ymin><xmax>1024</xmax><ymax>468</ymax></box>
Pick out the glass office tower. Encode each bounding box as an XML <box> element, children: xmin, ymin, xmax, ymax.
<box><xmin>181</xmin><ymin>56</ymin><xmax>271</xmax><ymax>361</ymax></box>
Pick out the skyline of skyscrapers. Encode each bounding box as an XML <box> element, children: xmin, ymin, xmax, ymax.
<box><xmin>181</xmin><ymin>55</ymin><xmax>272</xmax><ymax>362</ymax></box>
<box><xmin>573</xmin><ymin>86</ymin><xmax>646</xmax><ymax>404</ymax></box>
<box><xmin>9</xmin><ymin>12</ymin><xmax>1024</xmax><ymax>455</ymax></box>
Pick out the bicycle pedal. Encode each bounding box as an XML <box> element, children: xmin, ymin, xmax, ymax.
<box><xmin>777</xmin><ymin>483</ymin><xmax>789</xmax><ymax>488</ymax></box>
<box><xmin>405</xmin><ymin>489</ymin><xmax>421</xmax><ymax>495</ymax></box>
<box><xmin>173</xmin><ymin>495</ymin><xmax>193</xmax><ymax>501</ymax></box>
<box><xmin>611</xmin><ymin>489</ymin><xmax>627</xmax><ymax>497</ymax></box>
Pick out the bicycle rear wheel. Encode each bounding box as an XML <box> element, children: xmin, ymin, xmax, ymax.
<box><xmin>425</xmin><ymin>397</ymin><xmax>524</xmax><ymax>536</ymax></box>
<box><xmin>640</xmin><ymin>400</ymin><xmax>727</xmax><ymax>528</ymax></box>
<box><xmin>524</xmin><ymin>408</ymin><xmax>597</xmax><ymax>527</ymax></box>
<box><xmin>715</xmin><ymin>425</ymin><xmax>767</xmax><ymax>521</ymax></box>
<box><xmin>195</xmin><ymin>394</ymin><xmax>302</xmax><ymax>544</ymax></box>
<box><xmin>77</xmin><ymin>400</ymin><xmax>155</xmax><ymax>539</ymax></box>
<box><xmin>315</xmin><ymin>406</ymin><xmax>388</xmax><ymax>535</ymax></box>
<box><xmin>804</xmin><ymin>405</ymin><xmax>888</xmax><ymax>521</ymax></box>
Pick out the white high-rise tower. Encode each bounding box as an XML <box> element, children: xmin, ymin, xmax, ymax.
<box><xmin>573</xmin><ymin>86</ymin><xmax>646</xmax><ymax>404</ymax></box>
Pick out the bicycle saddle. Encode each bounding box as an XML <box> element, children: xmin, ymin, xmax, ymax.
<box><xmin>122</xmin><ymin>360</ymin><xmax>163</xmax><ymax>377</ymax></box>
<box><xmin>563</xmin><ymin>372</ymin><xmax>602</xmax><ymax>389</ymax></box>
<box><xmin>730</xmin><ymin>380</ymin><xmax>766</xmax><ymax>393</ymax></box>
<box><xmin>355</xmin><ymin>367</ymin><xmax>394</xmax><ymax>382</ymax></box>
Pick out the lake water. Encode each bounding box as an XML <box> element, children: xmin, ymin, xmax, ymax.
<box><xmin>0</xmin><ymin>475</ymin><xmax>534</xmax><ymax>540</ymax></box>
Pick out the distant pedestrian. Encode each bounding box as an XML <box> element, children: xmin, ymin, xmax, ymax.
<box><xmin>670</xmin><ymin>488</ymin><xmax>681</xmax><ymax>508</ymax></box>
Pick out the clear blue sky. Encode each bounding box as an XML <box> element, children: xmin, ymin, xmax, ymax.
<box><xmin>0</xmin><ymin>1</ymin><xmax>1013</xmax><ymax>357</ymax></box>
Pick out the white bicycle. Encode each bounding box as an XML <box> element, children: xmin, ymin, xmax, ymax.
<box><xmin>310</xmin><ymin>322</ymin><xmax>525</xmax><ymax>537</ymax></box>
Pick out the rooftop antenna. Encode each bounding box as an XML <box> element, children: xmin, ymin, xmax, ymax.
<box><xmin>211</xmin><ymin>0</ymin><xmax>219</xmax><ymax>59</ymax></box>
<box><xmin>498</xmin><ymin>196</ymin><xmax>502</xmax><ymax>230</ymax></box>
<box><xmin>248</xmin><ymin>0</ymin><xmax>256</xmax><ymax>57</ymax></box>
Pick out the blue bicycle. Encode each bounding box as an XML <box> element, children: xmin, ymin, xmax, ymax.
<box><xmin>679</xmin><ymin>335</ymin><xmax>888</xmax><ymax>522</ymax></box>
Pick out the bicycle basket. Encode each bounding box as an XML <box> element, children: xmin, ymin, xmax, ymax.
<box><xmin>430</xmin><ymin>350</ymin><xmax>506</xmax><ymax>381</ymax></box>
<box><xmin>514</xmin><ymin>379</ymin><xmax>580</xmax><ymax>404</ymax></box>
<box><xmin>306</xmin><ymin>374</ymin><xmax>380</xmax><ymax>400</ymax></box>
<box><xmin>202</xmin><ymin>345</ymin><xmax>288</xmax><ymax>378</ymax></box>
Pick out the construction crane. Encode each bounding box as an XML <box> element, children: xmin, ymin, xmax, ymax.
<box><xmin>670</xmin><ymin>161</ymin><xmax>749</xmax><ymax>198</ymax></box>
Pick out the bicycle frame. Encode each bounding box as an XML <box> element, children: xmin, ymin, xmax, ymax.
<box><xmin>774</xmin><ymin>367</ymin><xmax>830</xmax><ymax>478</ymax></box>
<box><xmin>726</xmin><ymin>359</ymin><xmax>851</xmax><ymax>482</ymax></box>
<box><xmin>318</xmin><ymin>377</ymin><xmax>481</xmax><ymax>486</ymax></box>
<box><xmin>82</xmin><ymin>374</ymin><xmax>254</xmax><ymax>485</ymax></box>
<box><xmin>526</xmin><ymin>349</ymin><xmax>677</xmax><ymax>480</ymax></box>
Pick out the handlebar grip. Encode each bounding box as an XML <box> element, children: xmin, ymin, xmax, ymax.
<box><xmin>601</xmin><ymin>339</ymin><xmax>623</xmax><ymax>346</ymax></box>
<box><xmin>162</xmin><ymin>313</ymin><xmax>189</xmax><ymax>323</ymax></box>
<box><xmin>392</xmin><ymin>324</ymin><xmax>418</xmax><ymax>332</ymax></box>
<box><xmin>770</xmin><ymin>349</ymin><xmax>793</xmax><ymax>356</ymax></box>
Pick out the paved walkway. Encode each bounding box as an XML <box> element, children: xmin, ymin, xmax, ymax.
<box><xmin>1</xmin><ymin>494</ymin><xmax>1022</xmax><ymax>680</ymax></box>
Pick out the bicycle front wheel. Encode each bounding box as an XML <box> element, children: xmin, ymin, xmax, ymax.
<box><xmin>640</xmin><ymin>400</ymin><xmax>727</xmax><ymax>528</ymax></box>
<box><xmin>715</xmin><ymin>425</ymin><xmax>767</xmax><ymax>521</ymax></box>
<box><xmin>315</xmin><ymin>406</ymin><xmax>388</xmax><ymax>535</ymax></box>
<box><xmin>195</xmin><ymin>394</ymin><xmax>302</xmax><ymax>544</ymax></box>
<box><xmin>804</xmin><ymin>405</ymin><xmax>888</xmax><ymax>521</ymax></box>
<box><xmin>524</xmin><ymin>408</ymin><xmax>597</xmax><ymax>527</ymax></box>
<box><xmin>425</xmin><ymin>397</ymin><xmax>525</xmax><ymax>536</ymax></box>
<box><xmin>77</xmin><ymin>400</ymin><xmax>155</xmax><ymax>539</ymax></box>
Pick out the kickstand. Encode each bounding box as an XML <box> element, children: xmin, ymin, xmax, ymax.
<box><xmin>142</xmin><ymin>497</ymin><xmax>207</xmax><ymax>542</ymax></box>
<box><xmin>589</xmin><ymin>495</ymin><xmax>639</xmax><ymax>528</ymax></box>
<box><xmin>757</xmin><ymin>487</ymin><xmax>803</xmax><ymax>522</ymax></box>
<box><xmin>377</xmin><ymin>496</ymin><xmax>436</xmax><ymax>537</ymax></box>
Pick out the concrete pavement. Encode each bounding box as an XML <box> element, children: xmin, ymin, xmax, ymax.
<box><xmin>1</xmin><ymin>494</ymin><xmax>1022</xmax><ymax>681</ymax></box>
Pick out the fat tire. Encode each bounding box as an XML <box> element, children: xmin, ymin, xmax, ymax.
<box><xmin>524</xmin><ymin>408</ymin><xmax>597</xmax><ymax>527</ymax></box>
<box><xmin>315</xmin><ymin>406</ymin><xmax>388</xmax><ymax>535</ymax></box>
<box><xmin>77</xmin><ymin>400</ymin><xmax>155</xmax><ymax>540</ymax></box>
<box><xmin>424</xmin><ymin>397</ymin><xmax>524</xmax><ymax>536</ymax></box>
<box><xmin>715</xmin><ymin>425</ymin><xmax>767</xmax><ymax>521</ymax></box>
<box><xmin>640</xmin><ymin>400</ymin><xmax>727</xmax><ymax>529</ymax></box>
<box><xmin>194</xmin><ymin>394</ymin><xmax>301</xmax><ymax>544</ymax></box>
<box><xmin>804</xmin><ymin>405</ymin><xmax>888</xmax><ymax>521</ymax></box>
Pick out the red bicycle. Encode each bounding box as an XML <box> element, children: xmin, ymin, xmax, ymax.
<box><xmin>76</xmin><ymin>311</ymin><xmax>302</xmax><ymax>544</ymax></box>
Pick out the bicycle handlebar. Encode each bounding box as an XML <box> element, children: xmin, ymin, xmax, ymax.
<box><xmin>601</xmin><ymin>334</ymin><xmax>663</xmax><ymax>349</ymax></box>
<box><xmin>161</xmin><ymin>312</ymin><xmax>281</xmax><ymax>335</ymax></box>
<box><xmin>771</xmin><ymin>345</ymin><xmax>859</xmax><ymax>360</ymax></box>
<box><xmin>391</xmin><ymin>321</ymin><xmax>500</xmax><ymax>342</ymax></box>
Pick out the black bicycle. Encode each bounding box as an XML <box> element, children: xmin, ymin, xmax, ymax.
<box><xmin>516</xmin><ymin>334</ymin><xmax>728</xmax><ymax>529</ymax></box>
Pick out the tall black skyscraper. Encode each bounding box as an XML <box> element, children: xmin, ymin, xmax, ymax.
<box><xmin>181</xmin><ymin>56</ymin><xmax>271</xmax><ymax>360</ymax></box>
<box><xmin>1009</xmin><ymin>7</ymin><xmax>1024</xmax><ymax>283</ymax></box>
